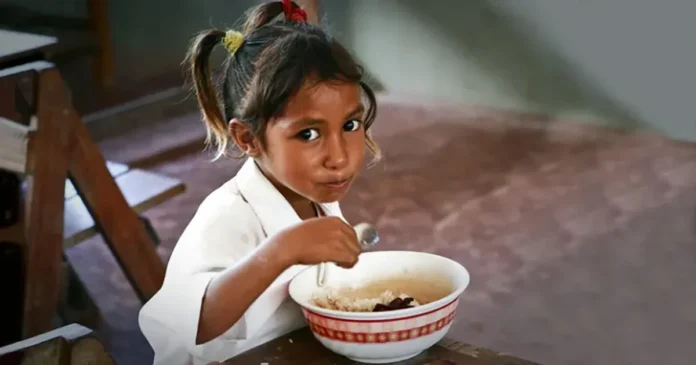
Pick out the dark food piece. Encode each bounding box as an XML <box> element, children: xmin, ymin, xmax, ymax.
<box><xmin>372</xmin><ymin>297</ymin><xmax>415</xmax><ymax>312</ymax></box>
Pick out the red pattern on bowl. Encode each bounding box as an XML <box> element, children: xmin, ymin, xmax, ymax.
<box><xmin>302</xmin><ymin>298</ymin><xmax>459</xmax><ymax>343</ymax></box>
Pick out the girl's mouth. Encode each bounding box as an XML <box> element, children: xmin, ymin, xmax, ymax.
<box><xmin>321</xmin><ymin>177</ymin><xmax>352</xmax><ymax>191</ymax></box>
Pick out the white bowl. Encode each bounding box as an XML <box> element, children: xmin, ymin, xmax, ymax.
<box><xmin>288</xmin><ymin>251</ymin><xmax>470</xmax><ymax>364</ymax></box>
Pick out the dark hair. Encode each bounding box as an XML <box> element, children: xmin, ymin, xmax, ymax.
<box><xmin>185</xmin><ymin>0</ymin><xmax>380</xmax><ymax>161</ymax></box>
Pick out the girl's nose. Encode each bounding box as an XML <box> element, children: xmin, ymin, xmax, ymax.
<box><xmin>324</xmin><ymin>135</ymin><xmax>348</xmax><ymax>170</ymax></box>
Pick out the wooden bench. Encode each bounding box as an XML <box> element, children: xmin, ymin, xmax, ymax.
<box><xmin>63</xmin><ymin>161</ymin><xmax>184</xmax><ymax>248</ymax></box>
<box><xmin>0</xmin><ymin>324</ymin><xmax>116</xmax><ymax>365</ymax></box>
<box><xmin>0</xmin><ymin>60</ymin><xmax>172</xmax><ymax>340</ymax></box>
<box><xmin>60</xmin><ymin>160</ymin><xmax>185</xmax><ymax>327</ymax></box>
<box><xmin>0</xmin><ymin>1</ymin><xmax>114</xmax><ymax>89</ymax></box>
<box><xmin>0</xmin><ymin>142</ymin><xmax>185</xmax><ymax>339</ymax></box>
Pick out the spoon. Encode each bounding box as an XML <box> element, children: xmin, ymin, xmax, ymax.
<box><xmin>317</xmin><ymin>222</ymin><xmax>379</xmax><ymax>287</ymax></box>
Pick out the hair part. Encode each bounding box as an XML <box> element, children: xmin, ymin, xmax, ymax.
<box><xmin>185</xmin><ymin>0</ymin><xmax>381</xmax><ymax>162</ymax></box>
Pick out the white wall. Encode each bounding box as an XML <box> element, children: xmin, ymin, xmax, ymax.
<box><xmin>335</xmin><ymin>0</ymin><xmax>695</xmax><ymax>141</ymax></box>
<box><xmin>493</xmin><ymin>0</ymin><xmax>696</xmax><ymax>141</ymax></box>
<box><xmin>335</xmin><ymin>0</ymin><xmax>631</xmax><ymax>127</ymax></box>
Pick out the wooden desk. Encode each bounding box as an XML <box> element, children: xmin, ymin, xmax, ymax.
<box><xmin>223</xmin><ymin>328</ymin><xmax>540</xmax><ymax>365</ymax></box>
<box><xmin>0</xmin><ymin>29</ymin><xmax>57</xmax><ymax>66</ymax></box>
<box><xmin>63</xmin><ymin>161</ymin><xmax>185</xmax><ymax>248</ymax></box>
<box><xmin>0</xmin><ymin>60</ymin><xmax>166</xmax><ymax>338</ymax></box>
<box><xmin>0</xmin><ymin>324</ymin><xmax>115</xmax><ymax>365</ymax></box>
<box><xmin>0</xmin><ymin>2</ymin><xmax>113</xmax><ymax>89</ymax></box>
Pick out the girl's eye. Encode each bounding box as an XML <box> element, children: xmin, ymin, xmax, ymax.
<box><xmin>343</xmin><ymin>119</ymin><xmax>362</xmax><ymax>132</ymax></box>
<box><xmin>298</xmin><ymin>128</ymin><xmax>320</xmax><ymax>141</ymax></box>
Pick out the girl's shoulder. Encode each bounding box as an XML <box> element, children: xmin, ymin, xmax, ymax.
<box><xmin>170</xmin><ymin>176</ymin><xmax>266</xmax><ymax>264</ymax></box>
<box><xmin>192</xmin><ymin>175</ymin><xmax>263</xmax><ymax>234</ymax></box>
<box><xmin>196</xmin><ymin>176</ymin><xmax>251</xmax><ymax>219</ymax></box>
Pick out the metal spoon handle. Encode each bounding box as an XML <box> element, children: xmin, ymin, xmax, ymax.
<box><xmin>317</xmin><ymin>222</ymin><xmax>379</xmax><ymax>287</ymax></box>
<box><xmin>317</xmin><ymin>262</ymin><xmax>328</xmax><ymax>287</ymax></box>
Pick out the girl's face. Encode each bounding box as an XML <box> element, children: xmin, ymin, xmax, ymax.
<box><xmin>235</xmin><ymin>79</ymin><xmax>367</xmax><ymax>208</ymax></box>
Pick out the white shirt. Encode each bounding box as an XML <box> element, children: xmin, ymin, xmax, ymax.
<box><xmin>139</xmin><ymin>158</ymin><xmax>347</xmax><ymax>365</ymax></box>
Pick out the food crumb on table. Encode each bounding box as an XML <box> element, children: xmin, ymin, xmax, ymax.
<box><xmin>288</xmin><ymin>338</ymin><xmax>293</xmax><ymax>343</ymax></box>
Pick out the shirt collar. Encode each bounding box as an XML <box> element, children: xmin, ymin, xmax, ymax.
<box><xmin>235</xmin><ymin>158</ymin><xmax>346</xmax><ymax>237</ymax></box>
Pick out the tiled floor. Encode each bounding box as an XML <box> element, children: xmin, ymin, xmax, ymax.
<box><xmin>69</xmin><ymin>97</ymin><xmax>696</xmax><ymax>365</ymax></box>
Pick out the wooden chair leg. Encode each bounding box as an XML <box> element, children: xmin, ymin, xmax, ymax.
<box><xmin>55</xmin><ymin>77</ymin><xmax>165</xmax><ymax>301</ymax></box>
<box><xmin>87</xmin><ymin>0</ymin><xmax>113</xmax><ymax>90</ymax></box>
<box><xmin>3</xmin><ymin>61</ymin><xmax>164</xmax><ymax>338</ymax></box>
<box><xmin>0</xmin><ymin>324</ymin><xmax>116</xmax><ymax>365</ymax></box>
<box><xmin>22</xmin><ymin>67</ymin><xmax>76</xmax><ymax>338</ymax></box>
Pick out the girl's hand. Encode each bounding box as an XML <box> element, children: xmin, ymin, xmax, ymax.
<box><xmin>269</xmin><ymin>217</ymin><xmax>361</xmax><ymax>269</ymax></box>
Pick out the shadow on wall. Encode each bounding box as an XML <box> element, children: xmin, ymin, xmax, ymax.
<box><xmin>340</xmin><ymin>0</ymin><xmax>642</xmax><ymax>128</ymax></box>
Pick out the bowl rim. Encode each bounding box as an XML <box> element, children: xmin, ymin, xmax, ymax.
<box><xmin>288</xmin><ymin>250</ymin><xmax>470</xmax><ymax>321</ymax></box>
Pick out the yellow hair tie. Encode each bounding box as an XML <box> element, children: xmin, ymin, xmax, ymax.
<box><xmin>222</xmin><ymin>30</ymin><xmax>245</xmax><ymax>54</ymax></box>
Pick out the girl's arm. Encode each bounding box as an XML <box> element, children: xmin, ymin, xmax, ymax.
<box><xmin>196</xmin><ymin>241</ymin><xmax>289</xmax><ymax>344</ymax></box>
<box><xmin>196</xmin><ymin>216</ymin><xmax>361</xmax><ymax>344</ymax></box>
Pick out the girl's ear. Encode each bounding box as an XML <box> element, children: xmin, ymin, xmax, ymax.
<box><xmin>229</xmin><ymin>119</ymin><xmax>261</xmax><ymax>157</ymax></box>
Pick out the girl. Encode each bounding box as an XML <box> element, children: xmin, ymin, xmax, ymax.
<box><xmin>138</xmin><ymin>1</ymin><xmax>380</xmax><ymax>364</ymax></box>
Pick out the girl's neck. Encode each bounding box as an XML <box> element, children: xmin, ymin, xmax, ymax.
<box><xmin>255</xmin><ymin>161</ymin><xmax>318</xmax><ymax>220</ymax></box>
<box><xmin>272</xmin><ymin>181</ymin><xmax>317</xmax><ymax>220</ymax></box>
<box><xmin>288</xmin><ymin>196</ymin><xmax>318</xmax><ymax>220</ymax></box>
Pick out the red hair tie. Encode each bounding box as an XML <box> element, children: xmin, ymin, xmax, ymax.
<box><xmin>281</xmin><ymin>0</ymin><xmax>308</xmax><ymax>22</ymax></box>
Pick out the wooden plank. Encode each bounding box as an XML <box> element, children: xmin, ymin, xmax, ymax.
<box><xmin>0</xmin><ymin>61</ymin><xmax>53</xmax><ymax>78</ymax></box>
<box><xmin>438</xmin><ymin>338</ymin><xmax>541</xmax><ymax>365</ymax></box>
<box><xmin>21</xmin><ymin>66</ymin><xmax>75</xmax><ymax>338</ymax></box>
<box><xmin>0</xmin><ymin>324</ymin><xmax>116</xmax><ymax>365</ymax></box>
<box><xmin>69</xmin><ymin>335</ymin><xmax>116</xmax><ymax>365</ymax></box>
<box><xmin>0</xmin><ymin>324</ymin><xmax>91</xmax><ymax>357</ymax></box>
<box><xmin>66</xmin><ymin>104</ymin><xmax>166</xmax><ymax>301</ymax></box>
<box><xmin>0</xmin><ymin>29</ymin><xmax>56</xmax><ymax>65</ymax></box>
<box><xmin>0</xmin><ymin>117</ymin><xmax>31</xmax><ymax>173</ymax></box>
<box><xmin>116</xmin><ymin>169</ymin><xmax>186</xmax><ymax>212</ymax></box>
<box><xmin>63</xmin><ymin>168</ymin><xmax>185</xmax><ymax>248</ymax></box>
<box><xmin>222</xmin><ymin>328</ymin><xmax>542</xmax><ymax>365</ymax></box>
<box><xmin>64</xmin><ymin>161</ymin><xmax>128</xmax><ymax>200</ymax></box>
<box><xmin>0</xmin><ymin>336</ymin><xmax>70</xmax><ymax>365</ymax></box>
<box><xmin>2</xmin><ymin>60</ymin><xmax>172</xmax><ymax>336</ymax></box>
<box><xmin>0</xmin><ymin>68</ymin><xmax>36</xmax><ymax>129</ymax></box>
<box><xmin>86</xmin><ymin>0</ymin><xmax>114</xmax><ymax>89</ymax></box>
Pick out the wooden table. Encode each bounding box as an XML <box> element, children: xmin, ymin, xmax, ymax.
<box><xmin>0</xmin><ymin>1</ymin><xmax>113</xmax><ymax>89</ymax></box>
<box><xmin>0</xmin><ymin>324</ymin><xmax>115</xmax><ymax>365</ymax></box>
<box><xmin>223</xmin><ymin>328</ymin><xmax>540</xmax><ymax>365</ymax></box>
<box><xmin>0</xmin><ymin>29</ymin><xmax>57</xmax><ymax>67</ymax></box>
<box><xmin>63</xmin><ymin>160</ymin><xmax>185</xmax><ymax>248</ymax></box>
<box><xmin>0</xmin><ymin>59</ymin><xmax>166</xmax><ymax>339</ymax></box>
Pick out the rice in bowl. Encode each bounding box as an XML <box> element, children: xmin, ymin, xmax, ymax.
<box><xmin>310</xmin><ymin>276</ymin><xmax>453</xmax><ymax>313</ymax></box>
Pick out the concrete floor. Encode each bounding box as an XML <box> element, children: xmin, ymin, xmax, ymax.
<box><xmin>69</xmin><ymin>96</ymin><xmax>696</xmax><ymax>365</ymax></box>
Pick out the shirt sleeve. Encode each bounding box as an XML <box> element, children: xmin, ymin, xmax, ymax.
<box><xmin>138</xmin><ymin>190</ymin><xmax>269</xmax><ymax>363</ymax></box>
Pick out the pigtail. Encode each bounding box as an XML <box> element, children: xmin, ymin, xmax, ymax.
<box><xmin>242</xmin><ymin>0</ymin><xmax>307</xmax><ymax>34</ymax></box>
<box><xmin>185</xmin><ymin>30</ymin><xmax>229</xmax><ymax>159</ymax></box>
<box><xmin>242</xmin><ymin>2</ymin><xmax>285</xmax><ymax>34</ymax></box>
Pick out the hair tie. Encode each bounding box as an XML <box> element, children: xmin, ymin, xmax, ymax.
<box><xmin>281</xmin><ymin>0</ymin><xmax>308</xmax><ymax>22</ymax></box>
<box><xmin>222</xmin><ymin>30</ymin><xmax>245</xmax><ymax>54</ymax></box>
